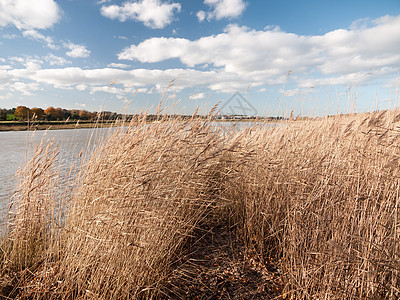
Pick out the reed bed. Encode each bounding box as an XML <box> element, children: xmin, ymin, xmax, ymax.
<box><xmin>1</xmin><ymin>110</ymin><xmax>400</xmax><ymax>299</ymax></box>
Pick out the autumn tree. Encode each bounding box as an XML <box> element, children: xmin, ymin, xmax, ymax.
<box><xmin>71</xmin><ymin>109</ymin><xmax>80</xmax><ymax>119</ymax></box>
<box><xmin>30</xmin><ymin>107</ymin><xmax>45</xmax><ymax>120</ymax></box>
<box><xmin>14</xmin><ymin>106</ymin><xmax>31</xmax><ymax>120</ymax></box>
<box><xmin>54</xmin><ymin>107</ymin><xmax>65</xmax><ymax>120</ymax></box>
<box><xmin>78</xmin><ymin>110</ymin><xmax>90</xmax><ymax>120</ymax></box>
<box><xmin>44</xmin><ymin>107</ymin><xmax>57</xmax><ymax>120</ymax></box>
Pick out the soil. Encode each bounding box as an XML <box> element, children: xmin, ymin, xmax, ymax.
<box><xmin>165</xmin><ymin>222</ymin><xmax>284</xmax><ymax>299</ymax></box>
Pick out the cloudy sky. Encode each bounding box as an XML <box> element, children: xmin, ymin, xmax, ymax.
<box><xmin>1</xmin><ymin>0</ymin><xmax>400</xmax><ymax>116</ymax></box>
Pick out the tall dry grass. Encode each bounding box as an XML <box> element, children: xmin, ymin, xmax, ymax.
<box><xmin>228</xmin><ymin>110</ymin><xmax>400</xmax><ymax>298</ymax></box>
<box><xmin>1</xmin><ymin>110</ymin><xmax>400</xmax><ymax>299</ymax></box>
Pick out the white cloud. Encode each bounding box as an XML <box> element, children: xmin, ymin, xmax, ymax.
<box><xmin>199</xmin><ymin>0</ymin><xmax>247</xmax><ymax>21</ymax></box>
<box><xmin>107</xmin><ymin>63</ymin><xmax>130</xmax><ymax>69</ymax></box>
<box><xmin>8</xmin><ymin>56</ymin><xmax>25</xmax><ymax>64</ymax></box>
<box><xmin>118</xmin><ymin>15</ymin><xmax>400</xmax><ymax>89</ymax></box>
<box><xmin>2</xmin><ymin>15</ymin><xmax>400</xmax><ymax>98</ymax></box>
<box><xmin>74</xmin><ymin>102</ymin><xmax>86</xmax><ymax>108</ymax></box>
<box><xmin>76</xmin><ymin>84</ymin><xmax>87</xmax><ymax>91</ymax></box>
<box><xmin>24</xmin><ymin>58</ymin><xmax>43</xmax><ymax>70</ymax></box>
<box><xmin>8</xmin><ymin>56</ymin><xmax>43</xmax><ymax>69</ymax></box>
<box><xmin>2</xmin><ymin>33</ymin><xmax>18</xmax><ymax>39</ymax></box>
<box><xmin>189</xmin><ymin>92</ymin><xmax>205</xmax><ymax>100</ymax></box>
<box><xmin>90</xmin><ymin>86</ymin><xmax>125</xmax><ymax>95</ymax></box>
<box><xmin>45</xmin><ymin>54</ymin><xmax>72</xmax><ymax>66</ymax></box>
<box><xmin>0</xmin><ymin>0</ymin><xmax>61</xmax><ymax>30</ymax></box>
<box><xmin>114</xmin><ymin>35</ymin><xmax>128</xmax><ymax>40</ymax></box>
<box><xmin>64</xmin><ymin>42</ymin><xmax>91</xmax><ymax>58</ymax></box>
<box><xmin>197</xmin><ymin>10</ymin><xmax>206</xmax><ymax>22</ymax></box>
<box><xmin>4</xmin><ymin>65</ymin><xmax>262</xmax><ymax>94</ymax></box>
<box><xmin>4</xmin><ymin>81</ymin><xmax>41</xmax><ymax>96</ymax></box>
<box><xmin>22</xmin><ymin>29</ymin><xmax>58</xmax><ymax>49</ymax></box>
<box><xmin>101</xmin><ymin>0</ymin><xmax>181</xmax><ymax>29</ymax></box>
<box><xmin>0</xmin><ymin>65</ymin><xmax>11</xmax><ymax>70</ymax></box>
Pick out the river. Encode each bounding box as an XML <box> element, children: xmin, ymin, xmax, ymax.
<box><xmin>0</xmin><ymin>127</ymin><xmax>117</xmax><ymax>214</ymax></box>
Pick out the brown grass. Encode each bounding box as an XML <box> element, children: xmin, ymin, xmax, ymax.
<box><xmin>1</xmin><ymin>110</ymin><xmax>400</xmax><ymax>299</ymax></box>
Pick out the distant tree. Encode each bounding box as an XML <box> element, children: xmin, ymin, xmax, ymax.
<box><xmin>54</xmin><ymin>107</ymin><xmax>65</xmax><ymax>120</ymax></box>
<box><xmin>5</xmin><ymin>109</ymin><xmax>15</xmax><ymax>120</ymax></box>
<box><xmin>44</xmin><ymin>107</ymin><xmax>57</xmax><ymax>120</ymax></box>
<box><xmin>14</xmin><ymin>106</ymin><xmax>31</xmax><ymax>120</ymax></box>
<box><xmin>70</xmin><ymin>109</ymin><xmax>80</xmax><ymax>120</ymax></box>
<box><xmin>101</xmin><ymin>111</ymin><xmax>118</xmax><ymax>120</ymax></box>
<box><xmin>78</xmin><ymin>110</ymin><xmax>90</xmax><ymax>120</ymax></box>
<box><xmin>89</xmin><ymin>112</ymin><xmax>97</xmax><ymax>120</ymax></box>
<box><xmin>6</xmin><ymin>114</ymin><xmax>15</xmax><ymax>121</ymax></box>
<box><xmin>30</xmin><ymin>107</ymin><xmax>45</xmax><ymax>120</ymax></box>
<box><xmin>0</xmin><ymin>109</ymin><xmax>7</xmax><ymax>121</ymax></box>
<box><xmin>62</xmin><ymin>109</ymin><xmax>71</xmax><ymax>120</ymax></box>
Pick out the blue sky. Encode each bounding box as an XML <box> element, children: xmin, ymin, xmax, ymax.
<box><xmin>1</xmin><ymin>0</ymin><xmax>400</xmax><ymax>116</ymax></box>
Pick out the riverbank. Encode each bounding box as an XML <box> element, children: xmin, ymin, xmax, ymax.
<box><xmin>0</xmin><ymin>118</ymin><xmax>284</xmax><ymax>131</ymax></box>
<box><xmin>0</xmin><ymin>120</ymin><xmax>123</xmax><ymax>131</ymax></box>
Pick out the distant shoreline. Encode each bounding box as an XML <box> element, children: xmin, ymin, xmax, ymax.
<box><xmin>0</xmin><ymin>121</ymin><xmax>122</xmax><ymax>132</ymax></box>
<box><xmin>0</xmin><ymin>118</ymin><xmax>283</xmax><ymax>132</ymax></box>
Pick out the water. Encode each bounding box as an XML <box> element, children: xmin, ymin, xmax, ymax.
<box><xmin>0</xmin><ymin>127</ymin><xmax>116</xmax><ymax>212</ymax></box>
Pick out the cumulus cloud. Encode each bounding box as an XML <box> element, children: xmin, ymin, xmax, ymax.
<box><xmin>189</xmin><ymin>92</ymin><xmax>205</xmax><ymax>100</ymax></box>
<box><xmin>5</xmin><ymin>65</ymin><xmax>250</xmax><ymax>93</ymax></box>
<box><xmin>101</xmin><ymin>0</ymin><xmax>181</xmax><ymax>29</ymax></box>
<box><xmin>0</xmin><ymin>65</ymin><xmax>11</xmax><ymax>70</ymax></box>
<box><xmin>8</xmin><ymin>56</ymin><xmax>43</xmax><ymax>70</ymax></box>
<box><xmin>22</xmin><ymin>29</ymin><xmax>58</xmax><ymax>49</ymax></box>
<box><xmin>2</xmin><ymin>33</ymin><xmax>19</xmax><ymax>39</ymax></box>
<box><xmin>64</xmin><ymin>42</ymin><xmax>91</xmax><ymax>58</ymax></box>
<box><xmin>2</xmin><ymin>15</ymin><xmax>400</xmax><ymax>98</ymax></box>
<box><xmin>198</xmin><ymin>0</ymin><xmax>247</xmax><ymax>21</ymax></box>
<box><xmin>0</xmin><ymin>81</ymin><xmax>42</xmax><ymax>96</ymax></box>
<box><xmin>45</xmin><ymin>54</ymin><xmax>71</xmax><ymax>66</ymax></box>
<box><xmin>107</xmin><ymin>63</ymin><xmax>130</xmax><ymax>68</ymax></box>
<box><xmin>118</xmin><ymin>15</ymin><xmax>400</xmax><ymax>89</ymax></box>
<box><xmin>197</xmin><ymin>10</ymin><xmax>206</xmax><ymax>22</ymax></box>
<box><xmin>0</xmin><ymin>0</ymin><xmax>61</xmax><ymax>30</ymax></box>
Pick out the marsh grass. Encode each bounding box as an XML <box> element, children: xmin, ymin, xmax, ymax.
<box><xmin>1</xmin><ymin>110</ymin><xmax>400</xmax><ymax>299</ymax></box>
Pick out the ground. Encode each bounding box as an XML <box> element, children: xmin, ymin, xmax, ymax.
<box><xmin>165</xmin><ymin>221</ymin><xmax>284</xmax><ymax>299</ymax></box>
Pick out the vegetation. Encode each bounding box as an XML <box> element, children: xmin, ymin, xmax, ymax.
<box><xmin>1</xmin><ymin>110</ymin><xmax>400</xmax><ymax>299</ymax></box>
<box><xmin>0</xmin><ymin>106</ymin><xmax>119</xmax><ymax>121</ymax></box>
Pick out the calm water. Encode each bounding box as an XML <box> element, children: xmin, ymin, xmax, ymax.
<box><xmin>0</xmin><ymin>121</ymin><xmax>265</xmax><ymax>213</ymax></box>
<box><xmin>0</xmin><ymin>127</ymin><xmax>117</xmax><ymax>212</ymax></box>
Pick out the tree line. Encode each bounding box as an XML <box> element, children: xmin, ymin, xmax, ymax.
<box><xmin>0</xmin><ymin>106</ymin><xmax>119</xmax><ymax>122</ymax></box>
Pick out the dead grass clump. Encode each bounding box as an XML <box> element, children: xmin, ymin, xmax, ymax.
<box><xmin>228</xmin><ymin>111</ymin><xmax>400</xmax><ymax>299</ymax></box>
<box><xmin>0</xmin><ymin>138</ymin><xmax>61</xmax><ymax>297</ymax></box>
<box><xmin>46</xmin><ymin>116</ymin><xmax>243</xmax><ymax>299</ymax></box>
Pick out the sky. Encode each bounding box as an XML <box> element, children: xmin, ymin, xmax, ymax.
<box><xmin>1</xmin><ymin>0</ymin><xmax>400</xmax><ymax>117</ymax></box>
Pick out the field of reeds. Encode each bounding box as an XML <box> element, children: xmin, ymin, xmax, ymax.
<box><xmin>1</xmin><ymin>109</ymin><xmax>400</xmax><ymax>299</ymax></box>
